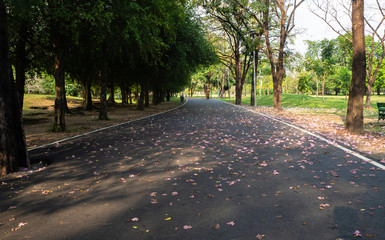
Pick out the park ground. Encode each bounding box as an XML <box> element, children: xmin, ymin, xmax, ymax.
<box><xmin>23</xmin><ymin>95</ymin><xmax>183</xmax><ymax>150</ymax></box>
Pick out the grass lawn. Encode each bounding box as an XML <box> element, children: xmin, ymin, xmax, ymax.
<box><xmin>216</xmin><ymin>93</ymin><xmax>383</xmax><ymax>109</ymax></box>
<box><xmin>215</xmin><ymin>93</ymin><xmax>382</xmax><ymax>116</ymax></box>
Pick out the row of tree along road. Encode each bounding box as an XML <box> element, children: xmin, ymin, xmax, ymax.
<box><xmin>0</xmin><ymin>0</ymin><xmax>217</xmax><ymax>177</ymax></box>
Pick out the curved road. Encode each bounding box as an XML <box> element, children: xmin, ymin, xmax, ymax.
<box><xmin>1</xmin><ymin>99</ymin><xmax>385</xmax><ymax>239</ymax></box>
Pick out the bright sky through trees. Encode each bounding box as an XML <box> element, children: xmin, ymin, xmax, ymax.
<box><xmin>293</xmin><ymin>4</ymin><xmax>339</xmax><ymax>54</ymax></box>
<box><xmin>293</xmin><ymin>1</ymin><xmax>385</xmax><ymax>54</ymax></box>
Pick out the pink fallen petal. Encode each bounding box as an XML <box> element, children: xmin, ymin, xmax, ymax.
<box><xmin>353</xmin><ymin>230</ymin><xmax>362</xmax><ymax>237</ymax></box>
<box><xmin>183</xmin><ymin>225</ymin><xmax>193</xmax><ymax>229</ymax></box>
<box><xmin>226</xmin><ymin>221</ymin><xmax>235</xmax><ymax>226</ymax></box>
<box><xmin>150</xmin><ymin>192</ymin><xmax>157</xmax><ymax>197</ymax></box>
<box><xmin>257</xmin><ymin>234</ymin><xmax>266</xmax><ymax>240</ymax></box>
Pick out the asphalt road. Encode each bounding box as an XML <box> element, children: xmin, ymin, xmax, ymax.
<box><xmin>1</xmin><ymin>99</ymin><xmax>385</xmax><ymax>240</ymax></box>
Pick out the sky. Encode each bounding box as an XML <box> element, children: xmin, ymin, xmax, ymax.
<box><xmin>293</xmin><ymin>1</ymin><xmax>385</xmax><ymax>55</ymax></box>
<box><xmin>292</xmin><ymin>3</ymin><xmax>340</xmax><ymax>54</ymax></box>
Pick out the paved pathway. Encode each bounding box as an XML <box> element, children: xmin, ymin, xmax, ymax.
<box><xmin>1</xmin><ymin>99</ymin><xmax>385</xmax><ymax>239</ymax></box>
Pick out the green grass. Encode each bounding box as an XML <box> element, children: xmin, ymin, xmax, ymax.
<box><xmin>217</xmin><ymin>93</ymin><xmax>384</xmax><ymax>109</ymax></box>
<box><xmin>217</xmin><ymin>94</ymin><xmax>381</xmax><ymax>108</ymax></box>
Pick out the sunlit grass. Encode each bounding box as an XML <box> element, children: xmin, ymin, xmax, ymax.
<box><xmin>216</xmin><ymin>93</ymin><xmax>382</xmax><ymax>110</ymax></box>
<box><xmin>217</xmin><ymin>94</ymin><xmax>384</xmax><ymax>109</ymax></box>
<box><xmin>23</xmin><ymin>94</ymin><xmax>83</xmax><ymax>110</ymax></box>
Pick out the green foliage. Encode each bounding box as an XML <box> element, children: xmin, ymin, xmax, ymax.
<box><xmin>304</xmin><ymin>38</ymin><xmax>352</xmax><ymax>95</ymax></box>
<box><xmin>375</xmin><ymin>61</ymin><xmax>385</xmax><ymax>92</ymax></box>
<box><xmin>5</xmin><ymin>0</ymin><xmax>216</xmax><ymax>103</ymax></box>
<box><xmin>336</xmin><ymin>67</ymin><xmax>351</xmax><ymax>95</ymax></box>
<box><xmin>298</xmin><ymin>72</ymin><xmax>311</xmax><ymax>94</ymax></box>
<box><xmin>41</xmin><ymin>76</ymin><xmax>55</xmax><ymax>95</ymax></box>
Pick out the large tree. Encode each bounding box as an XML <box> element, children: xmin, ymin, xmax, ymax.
<box><xmin>311</xmin><ymin>0</ymin><xmax>384</xmax><ymax>132</ymax></box>
<box><xmin>237</xmin><ymin>0</ymin><xmax>304</xmax><ymax>110</ymax></box>
<box><xmin>346</xmin><ymin>0</ymin><xmax>366</xmax><ymax>133</ymax></box>
<box><xmin>202</xmin><ymin>0</ymin><xmax>255</xmax><ymax>105</ymax></box>
<box><xmin>0</xmin><ymin>0</ymin><xmax>29</xmax><ymax>177</ymax></box>
<box><xmin>7</xmin><ymin>0</ymin><xmax>36</xmax><ymax>111</ymax></box>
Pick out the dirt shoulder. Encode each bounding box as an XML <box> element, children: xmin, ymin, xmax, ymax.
<box><xmin>23</xmin><ymin>100</ymin><xmax>183</xmax><ymax>149</ymax></box>
<box><xmin>244</xmin><ymin>105</ymin><xmax>385</xmax><ymax>162</ymax></box>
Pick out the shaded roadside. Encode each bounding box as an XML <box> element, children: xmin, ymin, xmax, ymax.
<box><xmin>24</xmin><ymin>101</ymin><xmax>183</xmax><ymax>149</ymax></box>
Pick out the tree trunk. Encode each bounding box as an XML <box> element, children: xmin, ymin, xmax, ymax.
<box><xmin>63</xmin><ymin>87</ymin><xmax>69</xmax><ymax>114</ymax></box>
<box><xmin>121</xmin><ymin>84</ymin><xmax>127</xmax><ymax>105</ymax></box>
<box><xmin>152</xmin><ymin>86</ymin><xmax>160</xmax><ymax>105</ymax></box>
<box><xmin>235</xmin><ymin>82</ymin><xmax>243</xmax><ymax>104</ymax></box>
<box><xmin>234</xmin><ymin>49</ymin><xmax>242</xmax><ymax>105</ymax></box>
<box><xmin>220</xmin><ymin>70</ymin><xmax>225</xmax><ymax>98</ymax></box>
<box><xmin>144</xmin><ymin>81</ymin><xmax>150</xmax><ymax>108</ymax></box>
<box><xmin>190</xmin><ymin>85</ymin><xmax>196</xmax><ymax>97</ymax></box>
<box><xmin>204</xmin><ymin>84</ymin><xmax>210</xmax><ymax>99</ymax></box>
<box><xmin>15</xmin><ymin>19</ymin><xmax>28</xmax><ymax>111</ymax></box>
<box><xmin>273</xmin><ymin>73</ymin><xmax>282</xmax><ymax>109</ymax></box>
<box><xmin>272</xmin><ymin>61</ymin><xmax>284</xmax><ymax>110</ymax></box>
<box><xmin>107</xmin><ymin>78</ymin><xmax>115</xmax><ymax>103</ymax></box>
<box><xmin>137</xmin><ymin>81</ymin><xmax>145</xmax><ymax>111</ymax></box>
<box><xmin>84</xmin><ymin>77</ymin><xmax>93</xmax><ymax>110</ymax></box>
<box><xmin>128</xmin><ymin>86</ymin><xmax>132</xmax><ymax>104</ymax></box>
<box><xmin>251</xmin><ymin>77</ymin><xmax>255</xmax><ymax>106</ymax></box>
<box><xmin>98</xmin><ymin>68</ymin><xmax>108</xmax><ymax>120</ymax></box>
<box><xmin>364</xmin><ymin>83</ymin><xmax>373</xmax><ymax>109</ymax></box>
<box><xmin>251</xmin><ymin>51</ymin><xmax>259</xmax><ymax>106</ymax></box>
<box><xmin>0</xmin><ymin>2</ymin><xmax>29</xmax><ymax>177</ymax></box>
<box><xmin>262</xmin><ymin>0</ymin><xmax>283</xmax><ymax>110</ymax></box>
<box><xmin>346</xmin><ymin>0</ymin><xmax>366</xmax><ymax>134</ymax></box>
<box><xmin>53</xmin><ymin>50</ymin><xmax>66</xmax><ymax>131</ymax></box>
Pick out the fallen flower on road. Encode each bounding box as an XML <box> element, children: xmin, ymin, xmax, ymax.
<box><xmin>12</xmin><ymin>222</ymin><xmax>27</xmax><ymax>231</ymax></box>
<box><xmin>257</xmin><ymin>234</ymin><xmax>266</xmax><ymax>240</ymax></box>
<box><xmin>226</xmin><ymin>221</ymin><xmax>235</xmax><ymax>226</ymax></box>
<box><xmin>353</xmin><ymin>230</ymin><xmax>362</xmax><ymax>237</ymax></box>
